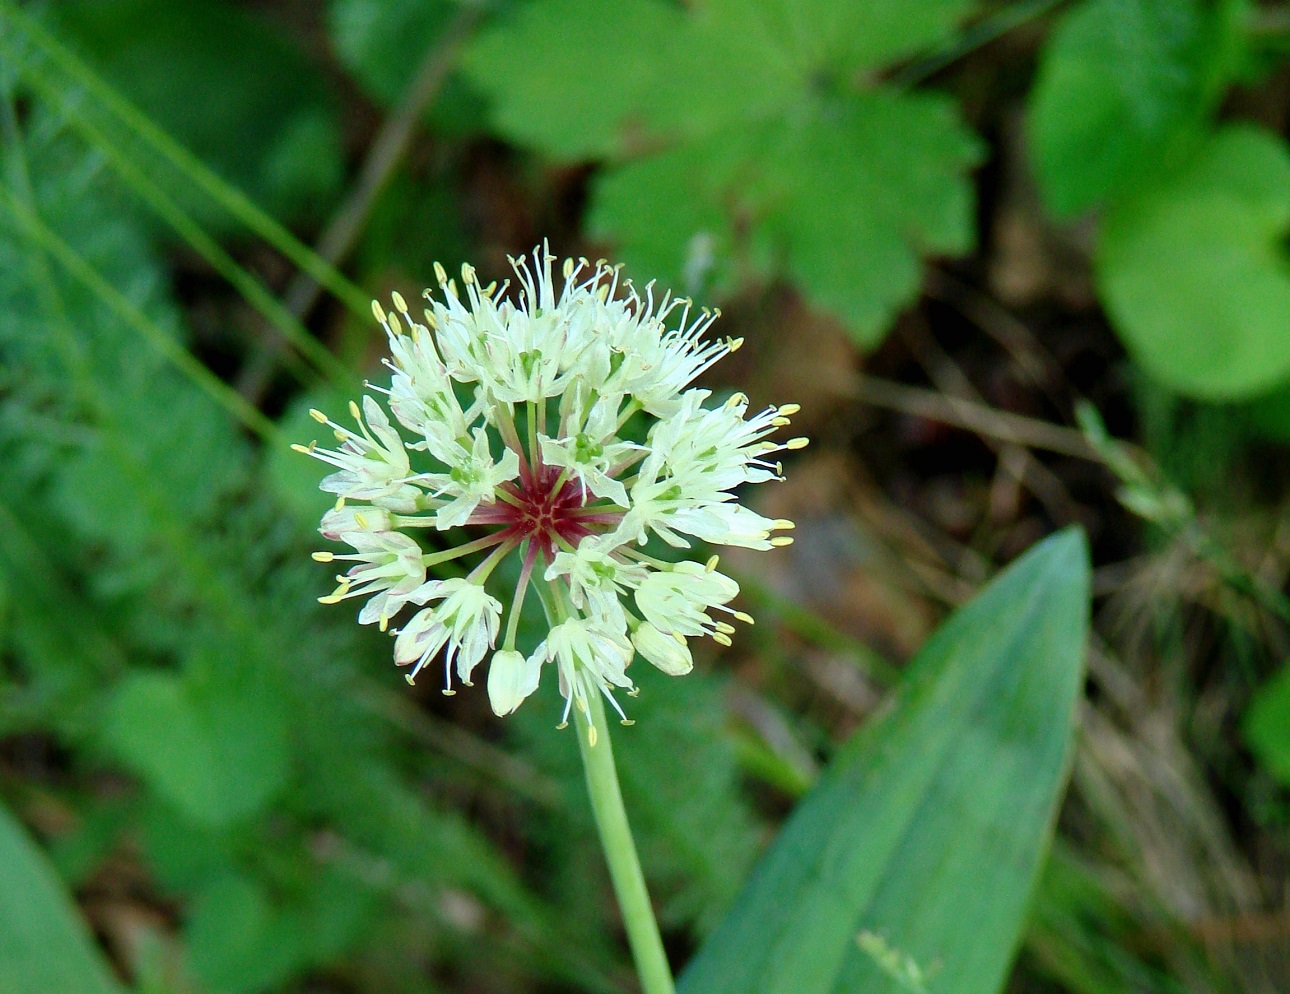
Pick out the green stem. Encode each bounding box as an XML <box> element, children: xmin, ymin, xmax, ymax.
<box><xmin>574</xmin><ymin>693</ymin><xmax>676</xmax><ymax>994</ymax></box>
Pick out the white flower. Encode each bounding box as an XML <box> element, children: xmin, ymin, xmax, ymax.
<box><xmin>314</xmin><ymin>529</ymin><xmax>426</xmax><ymax>630</ymax></box>
<box><xmin>631</xmin><ymin>622</ymin><xmax>693</xmax><ymax>676</ymax></box>
<box><xmin>540</xmin><ymin>390</ymin><xmax>641</xmax><ymax>507</ymax></box>
<box><xmin>635</xmin><ymin>561</ymin><xmax>741</xmax><ymax>641</ymax></box>
<box><xmin>319</xmin><ymin>503</ymin><xmax>394</xmax><ymax>542</ymax></box>
<box><xmin>487</xmin><ymin>648</ymin><xmax>543</xmax><ymax>716</ymax></box>
<box><xmin>538</xmin><ymin>616</ymin><xmax>635</xmax><ymax>727</ymax></box>
<box><xmin>298</xmin><ymin>243</ymin><xmax>802</xmax><ymax>730</ymax></box>
<box><xmin>296</xmin><ymin>397</ymin><xmax>420</xmax><ymax>512</ymax></box>
<box><xmin>545</xmin><ymin>534</ymin><xmax>648</xmax><ymax>622</ymax></box>
<box><xmin>394</xmin><ymin>579</ymin><xmax>501</xmax><ymax>690</ymax></box>
<box><xmin>418</xmin><ymin>427</ymin><xmax>521</xmax><ymax>530</ymax></box>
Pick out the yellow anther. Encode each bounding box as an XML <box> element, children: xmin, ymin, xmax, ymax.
<box><xmin>712</xmin><ymin>632</ymin><xmax>733</xmax><ymax>647</ymax></box>
<box><xmin>771</xmin><ymin>536</ymin><xmax>795</xmax><ymax>547</ymax></box>
<box><xmin>587</xmin><ymin>726</ymin><xmax>599</xmax><ymax>748</ymax></box>
<box><xmin>628</xmin><ymin>687</ymin><xmax>641</xmax><ymax>698</ymax></box>
<box><xmin>354</xmin><ymin>512</ymin><xmax>369</xmax><ymax>529</ymax></box>
<box><xmin>727</xmin><ymin>336</ymin><xmax>743</xmax><ymax>351</ymax></box>
<box><xmin>333</xmin><ymin>430</ymin><xmax>347</xmax><ymax>442</ymax></box>
<box><xmin>405</xmin><ymin>673</ymin><xmax>416</xmax><ymax>686</ymax></box>
<box><xmin>371</xmin><ymin>299</ymin><xmax>387</xmax><ymax>323</ymax></box>
<box><xmin>576</xmin><ymin>697</ymin><xmax>588</xmax><ymax>713</ymax></box>
<box><xmin>733</xmin><ymin>611</ymin><xmax>754</xmax><ymax>625</ymax></box>
<box><xmin>391</xmin><ymin>290</ymin><xmax>408</xmax><ymax>312</ymax></box>
<box><xmin>715</xmin><ymin>621</ymin><xmax>736</xmax><ymax>634</ymax></box>
<box><xmin>461</xmin><ymin>263</ymin><xmax>475</xmax><ymax>284</ymax></box>
<box><xmin>318</xmin><ymin>593</ymin><xmax>344</xmax><ymax>605</ymax></box>
<box><xmin>778</xmin><ymin>403</ymin><xmax>801</xmax><ymax>416</ymax></box>
<box><xmin>334</xmin><ymin>496</ymin><xmax>346</xmax><ymax>511</ymax></box>
<box><xmin>772</xmin><ymin>518</ymin><xmax>795</xmax><ymax>530</ymax></box>
<box><xmin>311</xmin><ymin>551</ymin><xmax>334</xmax><ymax>562</ymax></box>
<box><xmin>620</xmin><ymin>718</ymin><xmax>635</xmax><ymax>726</ymax></box>
<box><xmin>289</xmin><ymin>442</ymin><xmax>313</xmax><ymax>454</ymax></box>
<box><xmin>309</xmin><ymin>408</ymin><xmax>328</xmax><ymax>423</ymax></box>
<box><xmin>705</xmin><ymin>554</ymin><xmax>720</xmax><ymax>572</ymax></box>
<box><xmin>563</xmin><ymin>258</ymin><xmax>575</xmax><ymax>279</ymax></box>
<box><xmin>433</xmin><ymin>261</ymin><xmax>447</xmax><ymax>284</ymax></box>
<box><xmin>556</xmin><ymin>720</ymin><xmax>569</xmax><ymax>730</ymax></box>
<box><xmin>379</xmin><ymin>615</ymin><xmax>390</xmax><ymax>633</ymax></box>
<box><xmin>442</xmin><ymin>688</ymin><xmax>456</xmax><ymax>696</ymax></box>
<box><xmin>348</xmin><ymin>400</ymin><xmax>362</xmax><ymax>421</ymax></box>
<box><xmin>786</xmin><ymin>437</ymin><xmax>810</xmax><ymax>450</ymax></box>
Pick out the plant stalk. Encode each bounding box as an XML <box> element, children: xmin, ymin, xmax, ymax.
<box><xmin>574</xmin><ymin>693</ymin><xmax>676</xmax><ymax>994</ymax></box>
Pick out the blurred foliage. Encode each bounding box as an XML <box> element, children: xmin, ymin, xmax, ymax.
<box><xmin>1</xmin><ymin>1</ymin><xmax>1289</xmax><ymax>993</ymax></box>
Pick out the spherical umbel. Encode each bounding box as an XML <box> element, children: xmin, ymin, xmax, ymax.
<box><xmin>294</xmin><ymin>244</ymin><xmax>803</xmax><ymax>726</ymax></box>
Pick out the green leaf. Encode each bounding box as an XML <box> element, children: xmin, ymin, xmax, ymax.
<box><xmin>1097</xmin><ymin>126</ymin><xmax>1290</xmax><ymax>401</ymax></box>
<box><xmin>1244</xmin><ymin>660</ymin><xmax>1290</xmax><ymax>784</ymax></box>
<box><xmin>186</xmin><ymin>875</ymin><xmax>276</xmax><ymax>994</ymax></box>
<box><xmin>462</xmin><ymin>0</ymin><xmax>684</xmax><ymax>159</ymax></box>
<box><xmin>587</xmin><ymin>131</ymin><xmax>758</xmax><ymax>300</ymax></box>
<box><xmin>753</xmin><ymin>93</ymin><xmax>982</xmax><ymax>344</ymax></box>
<box><xmin>105</xmin><ymin>667</ymin><xmax>290</xmax><ymax>826</ymax></box>
<box><xmin>698</xmin><ymin>0</ymin><xmax>977</xmax><ymax>76</ymax></box>
<box><xmin>328</xmin><ymin>0</ymin><xmax>459</xmax><ymax>107</ymax></box>
<box><xmin>1028</xmin><ymin>0</ymin><xmax>1241</xmax><ymax>216</ymax></box>
<box><xmin>326</xmin><ymin>0</ymin><xmax>485</xmax><ymax>136</ymax></box>
<box><xmin>0</xmin><ymin>802</ymin><xmax>124</xmax><ymax>994</ymax></box>
<box><xmin>465</xmin><ymin>0</ymin><xmax>982</xmax><ymax>345</ymax></box>
<box><xmin>680</xmin><ymin>528</ymin><xmax>1090</xmax><ymax>994</ymax></box>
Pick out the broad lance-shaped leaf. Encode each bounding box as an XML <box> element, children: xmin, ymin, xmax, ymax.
<box><xmin>1097</xmin><ymin>125</ymin><xmax>1290</xmax><ymax>401</ymax></box>
<box><xmin>679</xmin><ymin>528</ymin><xmax>1090</xmax><ymax>994</ymax></box>
<box><xmin>0</xmin><ymin>802</ymin><xmax>125</xmax><ymax>994</ymax></box>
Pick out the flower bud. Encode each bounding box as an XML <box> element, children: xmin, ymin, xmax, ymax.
<box><xmin>632</xmin><ymin>623</ymin><xmax>693</xmax><ymax>676</ymax></box>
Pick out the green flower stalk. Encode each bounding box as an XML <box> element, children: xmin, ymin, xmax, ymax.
<box><xmin>296</xmin><ymin>244</ymin><xmax>802</xmax><ymax>992</ymax></box>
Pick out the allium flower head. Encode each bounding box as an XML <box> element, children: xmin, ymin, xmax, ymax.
<box><xmin>296</xmin><ymin>245</ymin><xmax>804</xmax><ymax>727</ymax></box>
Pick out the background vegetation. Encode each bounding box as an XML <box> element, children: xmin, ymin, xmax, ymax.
<box><xmin>1</xmin><ymin>0</ymin><xmax>1288</xmax><ymax>992</ymax></box>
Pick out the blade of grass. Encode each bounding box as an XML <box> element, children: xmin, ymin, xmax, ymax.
<box><xmin>0</xmin><ymin>0</ymin><xmax>369</xmax><ymax>317</ymax></box>
<box><xmin>14</xmin><ymin>53</ymin><xmax>355</xmax><ymax>390</ymax></box>
<box><xmin>0</xmin><ymin>185</ymin><xmax>280</xmax><ymax>444</ymax></box>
